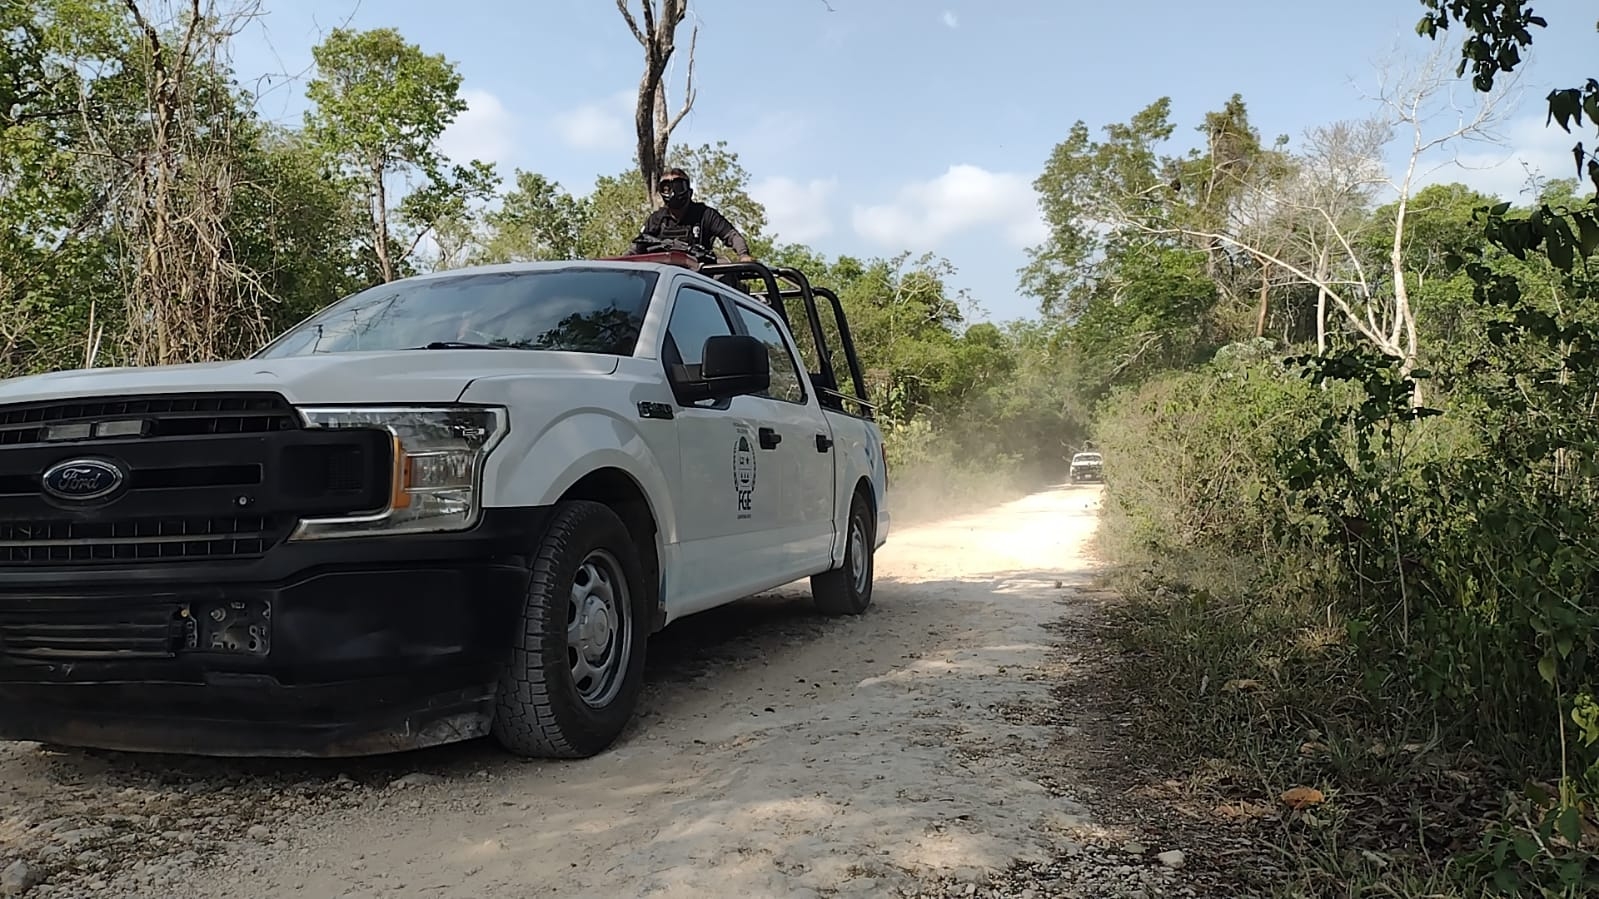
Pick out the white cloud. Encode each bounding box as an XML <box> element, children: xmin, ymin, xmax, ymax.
<box><xmin>750</xmin><ymin>176</ymin><xmax>837</xmax><ymax>242</ymax></box>
<box><xmin>1413</xmin><ymin>114</ymin><xmax>1583</xmax><ymax>201</ymax></box>
<box><xmin>941</xmin><ymin>10</ymin><xmax>958</xmax><ymax>28</ymax></box>
<box><xmin>439</xmin><ymin>89</ymin><xmax>515</xmax><ymax>168</ymax></box>
<box><xmin>852</xmin><ymin>164</ymin><xmax>1046</xmax><ymax>249</ymax></box>
<box><xmin>553</xmin><ymin>90</ymin><xmax>635</xmax><ymax>151</ymax></box>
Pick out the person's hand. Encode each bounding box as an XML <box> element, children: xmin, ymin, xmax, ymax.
<box><xmin>738</xmin><ymin>253</ymin><xmax>755</xmax><ymax>263</ymax></box>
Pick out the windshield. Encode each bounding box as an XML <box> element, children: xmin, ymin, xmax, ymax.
<box><xmin>1073</xmin><ymin>453</ymin><xmax>1101</xmax><ymax>462</ymax></box>
<box><xmin>255</xmin><ymin>268</ymin><xmax>661</xmax><ymax>358</ymax></box>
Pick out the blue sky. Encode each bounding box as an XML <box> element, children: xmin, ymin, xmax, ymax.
<box><xmin>225</xmin><ymin>0</ymin><xmax>1597</xmax><ymax>324</ymax></box>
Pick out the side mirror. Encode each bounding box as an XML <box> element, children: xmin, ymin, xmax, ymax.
<box><xmin>684</xmin><ymin>334</ymin><xmax>769</xmax><ymax>401</ymax></box>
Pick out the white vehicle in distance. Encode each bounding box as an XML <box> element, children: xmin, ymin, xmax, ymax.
<box><xmin>1068</xmin><ymin>451</ymin><xmax>1103</xmax><ymax>483</ymax></box>
<box><xmin>0</xmin><ymin>249</ymin><xmax>888</xmax><ymax>760</ymax></box>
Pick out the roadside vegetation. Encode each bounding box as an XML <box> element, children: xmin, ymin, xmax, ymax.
<box><xmin>1080</xmin><ymin>6</ymin><xmax>1599</xmax><ymax>897</ymax></box>
<box><xmin>7</xmin><ymin>1</ymin><xmax>1599</xmax><ymax>895</ymax></box>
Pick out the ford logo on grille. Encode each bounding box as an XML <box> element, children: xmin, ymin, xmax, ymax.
<box><xmin>41</xmin><ymin>458</ymin><xmax>126</xmax><ymax>502</ymax></box>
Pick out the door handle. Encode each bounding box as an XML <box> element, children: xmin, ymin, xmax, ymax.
<box><xmin>815</xmin><ymin>433</ymin><xmax>833</xmax><ymax>452</ymax></box>
<box><xmin>758</xmin><ymin>427</ymin><xmax>782</xmax><ymax>449</ymax></box>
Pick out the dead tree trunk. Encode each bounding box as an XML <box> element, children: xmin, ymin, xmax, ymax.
<box><xmin>372</xmin><ymin>156</ymin><xmax>393</xmax><ymax>282</ymax></box>
<box><xmin>1254</xmin><ymin>261</ymin><xmax>1270</xmax><ymax>338</ymax></box>
<box><xmin>616</xmin><ymin>0</ymin><xmax>697</xmax><ymax>207</ymax></box>
<box><xmin>108</xmin><ymin>0</ymin><xmax>271</xmax><ymax>366</ymax></box>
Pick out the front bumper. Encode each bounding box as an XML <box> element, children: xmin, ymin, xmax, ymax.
<box><xmin>1070</xmin><ymin>467</ymin><xmax>1103</xmax><ymax>481</ymax></box>
<box><xmin>0</xmin><ymin>507</ymin><xmax>547</xmax><ymax>757</ymax></box>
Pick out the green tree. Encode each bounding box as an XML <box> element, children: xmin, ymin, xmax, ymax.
<box><xmin>230</xmin><ymin>124</ymin><xmax>371</xmax><ymax>331</ymax></box>
<box><xmin>668</xmin><ymin>140</ymin><xmax>770</xmax><ymax>247</ymax></box>
<box><xmin>1021</xmin><ymin>97</ymin><xmax>1177</xmax><ymax>322</ymax></box>
<box><xmin>1360</xmin><ymin>181</ymin><xmax>1502</xmax><ymax>357</ymax></box>
<box><xmin>491</xmin><ymin>141</ymin><xmax>772</xmax><ymax>262</ymax></box>
<box><xmin>304</xmin><ymin>27</ymin><xmax>498</xmax><ymax>282</ymax></box>
<box><xmin>0</xmin><ymin>0</ymin><xmax>122</xmax><ymax>374</ymax></box>
<box><xmin>477</xmin><ymin>172</ymin><xmax>593</xmax><ymax>263</ymax></box>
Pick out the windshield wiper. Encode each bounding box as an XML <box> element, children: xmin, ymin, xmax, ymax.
<box><xmin>408</xmin><ymin>341</ymin><xmax>509</xmax><ymax>350</ymax></box>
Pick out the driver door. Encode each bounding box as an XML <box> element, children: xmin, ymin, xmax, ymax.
<box><xmin>661</xmin><ymin>282</ymin><xmax>786</xmax><ymax>615</ymax></box>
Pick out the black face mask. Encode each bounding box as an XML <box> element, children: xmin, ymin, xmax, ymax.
<box><xmin>659</xmin><ymin>179</ymin><xmax>691</xmax><ymax>208</ymax></box>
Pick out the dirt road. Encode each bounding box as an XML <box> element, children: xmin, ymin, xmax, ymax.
<box><xmin>0</xmin><ymin>485</ymin><xmax>1187</xmax><ymax>899</ymax></box>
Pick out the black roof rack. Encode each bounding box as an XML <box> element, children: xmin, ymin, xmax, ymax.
<box><xmin>595</xmin><ymin>250</ymin><xmax>874</xmax><ymax>418</ymax></box>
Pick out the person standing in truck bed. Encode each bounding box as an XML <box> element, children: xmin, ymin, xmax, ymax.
<box><xmin>628</xmin><ymin>168</ymin><xmax>756</xmax><ymax>263</ymax></box>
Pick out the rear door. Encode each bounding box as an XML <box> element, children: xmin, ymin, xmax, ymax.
<box><xmin>726</xmin><ymin>299</ymin><xmax>838</xmax><ymax>576</ymax></box>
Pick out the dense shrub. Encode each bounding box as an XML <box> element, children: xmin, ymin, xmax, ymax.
<box><xmin>1095</xmin><ymin>349</ymin><xmax>1332</xmax><ymax>571</ymax></box>
<box><xmin>1095</xmin><ymin>328</ymin><xmax>1599</xmax><ymax>895</ymax></box>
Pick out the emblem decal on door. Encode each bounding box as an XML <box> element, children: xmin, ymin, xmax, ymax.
<box><xmin>733</xmin><ymin>433</ymin><xmax>757</xmax><ymax>519</ymax></box>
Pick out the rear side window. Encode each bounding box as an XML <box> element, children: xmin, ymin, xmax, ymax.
<box><xmin>731</xmin><ymin>303</ymin><xmax>807</xmax><ymax>405</ymax></box>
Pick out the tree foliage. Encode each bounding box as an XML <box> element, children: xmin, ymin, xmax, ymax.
<box><xmin>1077</xmin><ymin>7</ymin><xmax>1599</xmax><ymax>895</ymax></box>
<box><xmin>304</xmin><ymin>26</ymin><xmax>498</xmax><ymax>282</ymax></box>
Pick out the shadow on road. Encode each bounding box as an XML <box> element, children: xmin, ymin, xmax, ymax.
<box><xmin>4</xmin><ymin>486</ymin><xmax>1106</xmax><ymax>791</ymax></box>
<box><xmin>7</xmin><ymin>567</ymin><xmax>1085</xmax><ymax>788</ymax></box>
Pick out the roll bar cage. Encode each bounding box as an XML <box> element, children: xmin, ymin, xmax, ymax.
<box><xmin>601</xmin><ymin>251</ymin><xmax>874</xmax><ymax>419</ymax></box>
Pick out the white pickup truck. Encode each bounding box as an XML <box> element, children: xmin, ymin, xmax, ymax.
<box><xmin>0</xmin><ymin>253</ymin><xmax>889</xmax><ymax>759</ymax></box>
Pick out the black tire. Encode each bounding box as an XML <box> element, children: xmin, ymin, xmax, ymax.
<box><xmin>491</xmin><ymin>500</ymin><xmax>650</xmax><ymax>759</ymax></box>
<box><xmin>811</xmin><ymin>491</ymin><xmax>875</xmax><ymax>616</ymax></box>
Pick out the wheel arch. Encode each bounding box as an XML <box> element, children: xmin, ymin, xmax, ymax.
<box><xmin>852</xmin><ymin>474</ymin><xmax>877</xmax><ymax>526</ymax></box>
<box><xmin>557</xmin><ymin>467</ymin><xmax>665</xmax><ymax>632</ymax></box>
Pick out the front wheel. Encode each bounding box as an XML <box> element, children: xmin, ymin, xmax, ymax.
<box><xmin>492</xmin><ymin>500</ymin><xmax>650</xmax><ymax>759</ymax></box>
<box><xmin>811</xmin><ymin>492</ymin><xmax>875</xmax><ymax>616</ymax></box>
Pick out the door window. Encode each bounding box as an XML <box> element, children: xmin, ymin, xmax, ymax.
<box><xmin>730</xmin><ymin>303</ymin><xmax>808</xmax><ymax>405</ymax></box>
<box><xmin>664</xmin><ymin>285</ymin><xmax>733</xmax><ymax>369</ymax></box>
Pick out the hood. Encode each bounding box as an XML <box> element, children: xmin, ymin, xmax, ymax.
<box><xmin>0</xmin><ymin>349</ymin><xmax>621</xmax><ymax>407</ymax></box>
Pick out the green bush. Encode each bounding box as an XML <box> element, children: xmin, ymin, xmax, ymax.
<box><xmin>1092</xmin><ymin>352</ymin><xmax>1368</xmax><ymax>761</ymax></box>
<box><xmin>1095</xmin><ymin>330</ymin><xmax>1599</xmax><ymax>895</ymax></box>
<box><xmin>1095</xmin><ymin>349</ymin><xmax>1333</xmax><ymax>579</ymax></box>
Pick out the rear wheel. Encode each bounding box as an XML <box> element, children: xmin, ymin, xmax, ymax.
<box><xmin>811</xmin><ymin>491</ymin><xmax>875</xmax><ymax>616</ymax></box>
<box><xmin>492</xmin><ymin>500</ymin><xmax>650</xmax><ymax>758</ymax></box>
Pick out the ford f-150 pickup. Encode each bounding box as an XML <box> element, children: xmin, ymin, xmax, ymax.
<box><xmin>0</xmin><ymin>253</ymin><xmax>887</xmax><ymax>760</ymax></box>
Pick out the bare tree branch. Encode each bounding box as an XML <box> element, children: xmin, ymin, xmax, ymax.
<box><xmin>172</xmin><ymin>0</ymin><xmax>204</xmax><ymax>89</ymax></box>
<box><xmin>1088</xmin><ymin>50</ymin><xmax>1513</xmax><ymax>405</ymax></box>
<box><xmin>90</xmin><ymin>0</ymin><xmax>274</xmax><ymax>365</ymax></box>
<box><xmin>665</xmin><ymin>22</ymin><xmax>698</xmax><ymax>137</ymax></box>
<box><xmin>641</xmin><ymin>0</ymin><xmax>658</xmax><ymax>48</ymax></box>
<box><xmin>1146</xmin><ymin>221</ymin><xmax>1392</xmax><ymax>350</ymax></box>
<box><xmin>619</xmin><ymin>0</ymin><xmax>691</xmax><ymax>206</ymax></box>
<box><xmin>615</xmin><ymin>0</ymin><xmax>645</xmax><ymax>44</ymax></box>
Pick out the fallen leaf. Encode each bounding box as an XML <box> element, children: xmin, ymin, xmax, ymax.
<box><xmin>1281</xmin><ymin>786</ymin><xmax>1326</xmax><ymax>810</ymax></box>
<box><xmin>1222</xmin><ymin>678</ymin><xmax>1264</xmax><ymax>692</ymax></box>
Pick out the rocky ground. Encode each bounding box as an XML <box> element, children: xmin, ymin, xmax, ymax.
<box><xmin>1</xmin><ymin>485</ymin><xmax>1219</xmax><ymax>898</ymax></box>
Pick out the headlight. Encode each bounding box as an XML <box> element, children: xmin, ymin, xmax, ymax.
<box><xmin>288</xmin><ymin>405</ymin><xmax>508</xmax><ymax>540</ymax></box>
